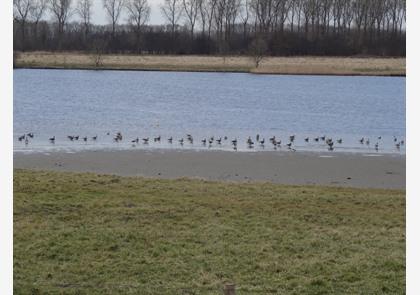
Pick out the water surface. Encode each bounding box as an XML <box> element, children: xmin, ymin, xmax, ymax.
<box><xmin>14</xmin><ymin>69</ymin><xmax>405</xmax><ymax>154</ymax></box>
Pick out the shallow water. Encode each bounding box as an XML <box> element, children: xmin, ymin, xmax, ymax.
<box><xmin>14</xmin><ymin>69</ymin><xmax>405</xmax><ymax>154</ymax></box>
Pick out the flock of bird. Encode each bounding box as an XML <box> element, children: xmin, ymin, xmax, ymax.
<box><xmin>17</xmin><ymin>131</ymin><xmax>405</xmax><ymax>152</ymax></box>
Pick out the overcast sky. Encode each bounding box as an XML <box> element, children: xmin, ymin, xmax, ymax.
<box><xmin>69</xmin><ymin>0</ymin><xmax>166</xmax><ymax>26</ymax></box>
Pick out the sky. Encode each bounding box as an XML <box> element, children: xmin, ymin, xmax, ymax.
<box><xmin>71</xmin><ymin>0</ymin><xmax>166</xmax><ymax>26</ymax></box>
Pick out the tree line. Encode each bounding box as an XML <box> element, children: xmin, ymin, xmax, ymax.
<box><xmin>13</xmin><ymin>0</ymin><xmax>406</xmax><ymax>56</ymax></box>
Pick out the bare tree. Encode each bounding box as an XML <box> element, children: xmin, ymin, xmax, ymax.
<box><xmin>161</xmin><ymin>0</ymin><xmax>183</xmax><ymax>38</ymax></box>
<box><xmin>103</xmin><ymin>0</ymin><xmax>124</xmax><ymax>37</ymax></box>
<box><xmin>49</xmin><ymin>0</ymin><xmax>72</xmax><ymax>49</ymax></box>
<box><xmin>240</xmin><ymin>0</ymin><xmax>251</xmax><ymax>38</ymax></box>
<box><xmin>126</xmin><ymin>0</ymin><xmax>151</xmax><ymax>53</ymax></box>
<box><xmin>29</xmin><ymin>0</ymin><xmax>48</xmax><ymax>42</ymax></box>
<box><xmin>182</xmin><ymin>0</ymin><xmax>200</xmax><ymax>39</ymax></box>
<box><xmin>90</xmin><ymin>38</ymin><xmax>107</xmax><ymax>68</ymax></box>
<box><xmin>76</xmin><ymin>0</ymin><xmax>93</xmax><ymax>39</ymax></box>
<box><xmin>249</xmin><ymin>35</ymin><xmax>267</xmax><ymax>68</ymax></box>
<box><xmin>14</xmin><ymin>0</ymin><xmax>32</xmax><ymax>50</ymax></box>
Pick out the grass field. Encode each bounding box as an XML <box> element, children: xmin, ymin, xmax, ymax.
<box><xmin>14</xmin><ymin>169</ymin><xmax>405</xmax><ymax>294</ymax></box>
<box><xmin>14</xmin><ymin>51</ymin><xmax>405</xmax><ymax>76</ymax></box>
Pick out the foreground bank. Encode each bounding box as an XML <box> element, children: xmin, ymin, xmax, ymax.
<box><xmin>14</xmin><ymin>169</ymin><xmax>405</xmax><ymax>294</ymax></box>
<box><xmin>15</xmin><ymin>52</ymin><xmax>406</xmax><ymax>76</ymax></box>
<box><xmin>14</xmin><ymin>149</ymin><xmax>406</xmax><ymax>189</ymax></box>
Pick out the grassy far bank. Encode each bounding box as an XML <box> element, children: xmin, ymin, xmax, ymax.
<box><xmin>14</xmin><ymin>51</ymin><xmax>406</xmax><ymax>76</ymax></box>
<box><xmin>14</xmin><ymin>169</ymin><xmax>405</xmax><ymax>294</ymax></box>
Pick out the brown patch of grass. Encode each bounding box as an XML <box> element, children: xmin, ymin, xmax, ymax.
<box><xmin>15</xmin><ymin>51</ymin><xmax>405</xmax><ymax>76</ymax></box>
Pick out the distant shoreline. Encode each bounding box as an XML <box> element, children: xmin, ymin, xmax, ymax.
<box><xmin>14</xmin><ymin>52</ymin><xmax>406</xmax><ymax>77</ymax></box>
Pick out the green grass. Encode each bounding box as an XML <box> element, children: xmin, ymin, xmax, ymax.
<box><xmin>14</xmin><ymin>169</ymin><xmax>405</xmax><ymax>294</ymax></box>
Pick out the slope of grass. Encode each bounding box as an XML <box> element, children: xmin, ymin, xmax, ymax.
<box><xmin>14</xmin><ymin>51</ymin><xmax>406</xmax><ymax>76</ymax></box>
<box><xmin>14</xmin><ymin>169</ymin><xmax>405</xmax><ymax>294</ymax></box>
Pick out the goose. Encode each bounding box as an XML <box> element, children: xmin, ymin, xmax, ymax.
<box><xmin>142</xmin><ymin>137</ymin><xmax>149</xmax><ymax>144</ymax></box>
<box><xmin>49</xmin><ymin>136</ymin><xmax>55</xmax><ymax>142</ymax></box>
<box><xmin>304</xmin><ymin>137</ymin><xmax>309</xmax><ymax>142</ymax></box>
<box><xmin>131</xmin><ymin>138</ymin><xmax>139</xmax><ymax>144</ymax></box>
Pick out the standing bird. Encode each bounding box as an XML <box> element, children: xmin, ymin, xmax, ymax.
<box><xmin>142</xmin><ymin>137</ymin><xmax>149</xmax><ymax>144</ymax></box>
<box><xmin>168</xmin><ymin>137</ymin><xmax>173</xmax><ymax>143</ymax></box>
<box><xmin>92</xmin><ymin>135</ymin><xmax>97</xmax><ymax>141</ymax></box>
<box><xmin>289</xmin><ymin>135</ymin><xmax>295</xmax><ymax>142</ymax></box>
<box><xmin>49</xmin><ymin>136</ymin><xmax>55</xmax><ymax>142</ymax></box>
<box><xmin>304</xmin><ymin>137</ymin><xmax>309</xmax><ymax>142</ymax></box>
<box><xmin>132</xmin><ymin>138</ymin><xmax>139</xmax><ymax>144</ymax></box>
<box><xmin>337</xmin><ymin>138</ymin><xmax>343</xmax><ymax>144</ymax></box>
